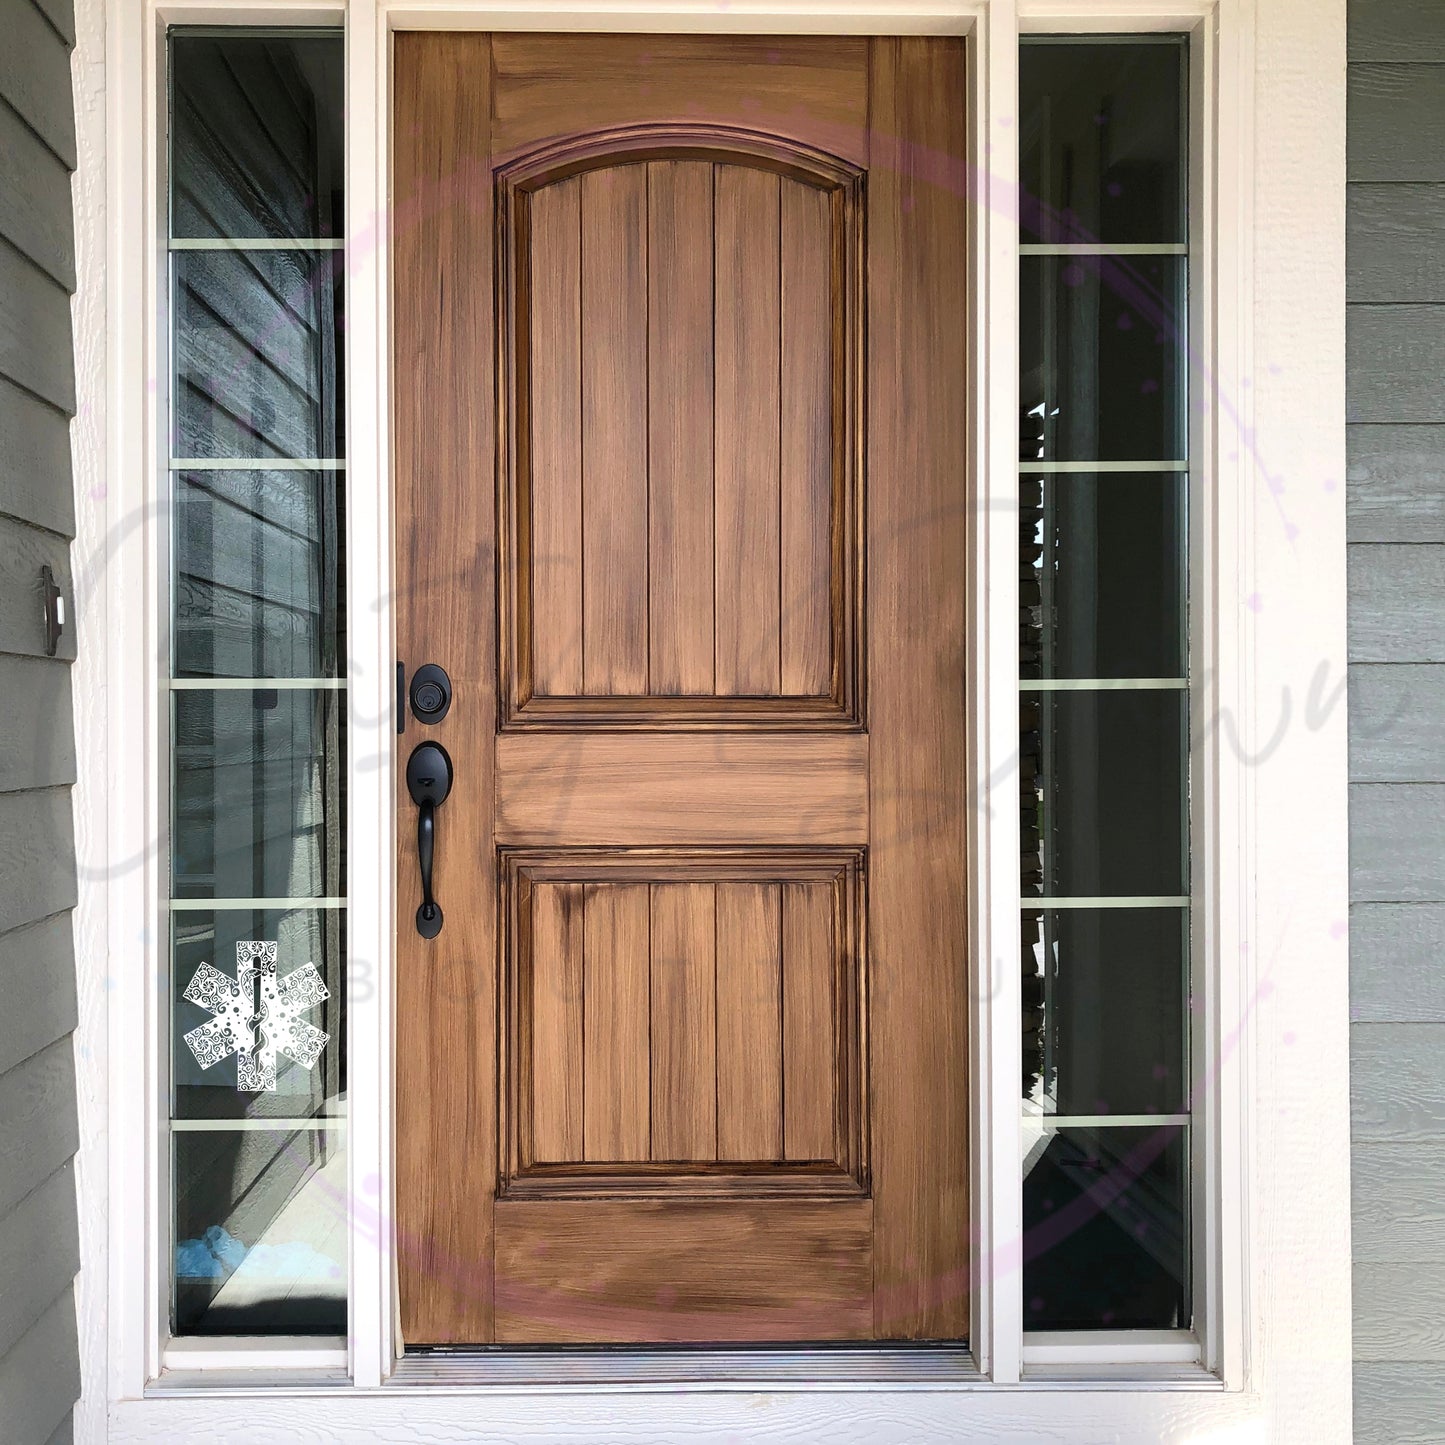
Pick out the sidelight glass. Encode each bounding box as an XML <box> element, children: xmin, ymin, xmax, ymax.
<box><xmin>166</xmin><ymin>27</ymin><xmax>348</xmax><ymax>1340</ymax></box>
<box><xmin>1019</xmin><ymin>35</ymin><xmax>1192</xmax><ymax>1337</ymax></box>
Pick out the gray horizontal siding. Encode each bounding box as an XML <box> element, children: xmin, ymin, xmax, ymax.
<box><xmin>1351</xmin><ymin>64</ymin><xmax>1445</xmax><ymax>182</ymax></box>
<box><xmin>0</xmin><ymin>4</ymin><xmax>81</xmax><ymax>1436</ymax></box>
<box><xmin>1351</xmin><ymin>904</ymin><xmax>1445</xmax><ymax>1021</ymax></box>
<box><xmin>0</xmin><ymin>1291</ymin><xmax>78</xmax><ymax>1445</ymax></box>
<box><xmin>1348</xmin><ymin>8</ymin><xmax>1445</xmax><ymax>1433</ymax></box>
<box><xmin>1348</xmin><ymin>426</ymin><xmax>1445</xmax><ymax>542</ymax></box>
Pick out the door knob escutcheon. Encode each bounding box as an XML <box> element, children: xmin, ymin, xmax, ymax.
<box><xmin>406</xmin><ymin>741</ymin><xmax>454</xmax><ymax>940</ymax></box>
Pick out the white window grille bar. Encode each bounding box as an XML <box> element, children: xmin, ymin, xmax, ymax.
<box><xmin>1020</xmin><ymin>459</ymin><xmax>1189</xmax><ymax>472</ymax></box>
<box><xmin>1032</xmin><ymin>1114</ymin><xmax>1191</xmax><ymax>1130</ymax></box>
<box><xmin>169</xmin><ymin>897</ymin><xmax>348</xmax><ymax>911</ymax></box>
<box><xmin>170</xmin><ymin>237</ymin><xmax>344</xmax><ymax>250</ymax></box>
<box><xmin>168</xmin><ymin>458</ymin><xmax>346</xmax><ymax>470</ymax></box>
<box><xmin>1020</xmin><ymin>678</ymin><xmax>1188</xmax><ymax>691</ymax></box>
<box><xmin>170</xmin><ymin>1117</ymin><xmax>344</xmax><ymax>1132</ymax></box>
<box><xmin>169</xmin><ymin>678</ymin><xmax>348</xmax><ymax>690</ymax></box>
<box><xmin>1021</xmin><ymin>242</ymin><xmax>1187</xmax><ymax>256</ymax></box>
<box><xmin>1022</xmin><ymin>896</ymin><xmax>1190</xmax><ymax>910</ymax></box>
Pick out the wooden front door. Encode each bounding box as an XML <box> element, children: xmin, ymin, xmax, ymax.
<box><xmin>394</xmin><ymin>32</ymin><xmax>969</xmax><ymax>1346</ymax></box>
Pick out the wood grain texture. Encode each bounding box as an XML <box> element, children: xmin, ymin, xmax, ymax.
<box><xmin>0</xmin><ymin>1161</ymin><xmax>76</xmax><ymax>1362</ymax></box>
<box><xmin>714</xmin><ymin>165</ymin><xmax>782</xmax><ymax>696</ymax></box>
<box><xmin>0</xmin><ymin>658</ymin><xmax>74</xmax><ymax>792</ymax></box>
<box><xmin>496</xmin><ymin>733</ymin><xmax>868</xmax><ymax>846</ymax></box>
<box><xmin>1351</xmin><ymin>784</ymin><xmax>1445</xmax><ymax>902</ymax></box>
<box><xmin>489</xmin><ymin>35</ymin><xmax>870</xmax><ymax>164</ymax></box>
<box><xmin>0</xmin><ymin>374</ymin><xmax>72</xmax><ymax>538</ymax></box>
<box><xmin>0</xmin><ymin>0</ymin><xmax>77</xmax><ymax>168</ymax></box>
<box><xmin>1350</xmin><ymin>1</ymin><xmax>1445</xmax><ymax>60</ymax></box>
<box><xmin>530</xmin><ymin>883</ymin><xmax>584</xmax><ymax>1162</ymax></box>
<box><xmin>715</xmin><ymin>882</ymin><xmax>783</xmax><ymax>1162</ymax></box>
<box><xmin>783</xmin><ymin>882</ymin><xmax>835</xmax><ymax>1162</ymax></box>
<box><xmin>1350</xmin><ymin>65</ymin><xmax>1445</xmax><ymax>182</ymax></box>
<box><xmin>780</xmin><ymin>178</ymin><xmax>834</xmax><ymax>697</ymax></box>
<box><xmin>865</xmin><ymin>36</ymin><xmax>970</xmax><ymax>1340</ymax></box>
<box><xmin>1349</xmin><ymin>307</ymin><xmax>1445</xmax><ymax>423</ymax></box>
<box><xmin>1354</xmin><ymin>1362</ymin><xmax>1445</xmax><ymax>1445</ymax></box>
<box><xmin>1355</xmin><ymin>1262</ymin><xmax>1445</xmax><ymax>1361</ymax></box>
<box><xmin>528</xmin><ymin>178</ymin><xmax>584</xmax><ymax>696</ymax></box>
<box><xmin>0</xmin><ymin>1291</ymin><xmax>78</xmax><ymax>1445</ymax></box>
<box><xmin>583</xmin><ymin>882</ymin><xmax>651</xmax><ymax>1161</ymax></box>
<box><xmin>0</xmin><ymin>789</ymin><xmax>76</xmax><ymax>936</ymax></box>
<box><xmin>1349</xmin><ymin>184</ymin><xmax>1445</xmax><ymax>303</ymax></box>
<box><xmin>647</xmin><ymin>160</ymin><xmax>715</xmax><ymax>697</ymax></box>
<box><xmin>581</xmin><ymin>164</ymin><xmax>649</xmax><ymax>695</ymax></box>
<box><xmin>0</xmin><ymin>239</ymin><xmax>74</xmax><ymax>418</ymax></box>
<box><xmin>393</xmin><ymin>31</ymin><xmax>498</xmax><ymax>1344</ymax></box>
<box><xmin>1351</xmin><ymin>903</ymin><xmax>1445</xmax><ymax>1021</ymax></box>
<box><xmin>0</xmin><ymin>1038</ymin><xmax>77</xmax><ymax>1218</ymax></box>
<box><xmin>0</xmin><ymin>97</ymin><xmax>75</xmax><ymax>291</ymax></box>
<box><xmin>1350</xmin><ymin>664</ymin><xmax>1445</xmax><ymax>781</ymax></box>
<box><xmin>0</xmin><ymin>913</ymin><xmax>76</xmax><ymax>1078</ymax></box>
<box><xmin>494</xmin><ymin>1199</ymin><xmax>873</xmax><ymax>1342</ymax></box>
<box><xmin>1352</xmin><ymin>1142</ymin><xmax>1445</xmax><ymax>1262</ymax></box>
<box><xmin>649</xmin><ymin>883</ymin><xmax>717</xmax><ymax>1160</ymax></box>
<box><xmin>1349</xmin><ymin>545</ymin><xmax>1445</xmax><ymax>660</ymax></box>
<box><xmin>1349</xmin><ymin>425</ymin><xmax>1445</xmax><ymax>543</ymax></box>
<box><xmin>1353</xmin><ymin>1023</ymin><xmax>1445</xmax><ymax>1140</ymax></box>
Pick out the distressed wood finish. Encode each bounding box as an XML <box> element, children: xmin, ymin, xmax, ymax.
<box><xmin>495</xmin><ymin>733</ymin><xmax>869</xmax><ymax>846</ymax></box>
<box><xmin>1349</xmin><ymin>425</ymin><xmax>1445</xmax><ymax>543</ymax></box>
<box><xmin>399</xmin><ymin>34</ymin><xmax>968</xmax><ymax>1345</ymax></box>
<box><xmin>393</xmin><ymin>33</ymin><xmax>498</xmax><ymax>1344</ymax></box>
<box><xmin>501</xmin><ymin>850</ymin><xmax>866</xmax><ymax>1200</ymax></box>
<box><xmin>864</xmin><ymin>37</ymin><xmax>970</xmax><ymax>1340</ymax></box>
<box><xmin>494</xmin><ymin>1199</ymin><xmax>874</xmax><ymax>1343</ymax></box>
<box><xmin>499</xmin><ymin>132</ymin><xmax>862</xmax><ymax>728</ymax></box>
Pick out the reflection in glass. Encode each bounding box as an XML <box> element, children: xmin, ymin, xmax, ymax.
<box><xmin>1023</xmin><ymin>1125</ymin><xmax>1189</xmax><ymax>1331</ymax></box>
<box><xmin>171</xmin><ymin>688</ymin><xmax>346</xmax><ymax>901</ymax></box>
<box><xmin>173</xmin><ymin>249</ymin><xmax>345</xmax><ymax>462</ymax></box>
<box><xmin>1020</xmin><ymin>38</ymin><xmax>1186</xmax><ymax>246</ymax></box>
<box><xmin>170</xmin><ymin>33</ymin><xmax>345</xmax><ymax>241</ymax></box>
<box><xmin>175</xmin><ymin>470</ymin><xmax>345</xmax><ymax>679</ymax></box>
<box><xmin>1022</xmin><ymin>471</ymin><xmax>1185</xmax><ymax>681</ymax></box>
<box><xmin>1022</xmin><ymin>689</ymin><xmax>1187</xmax><ymax>899</ymax></box>
<box><xmin>1021</xmin><ymin>256</ymin><xmax>1186</xmax><ymax>464</ymax></box>
<box><xmin>174</xmin><ymin>1128</ymin><xmax>347</xmax><ymax>1335</ymax></box>
<box><xmin>172</xmin><ymin>909</ymin><xmax>345</xmax><ymax>1121</ymax></box>
<box><xmin>1023</xmin><ymin>907</ymin><xmax>1186</xmax><ymax>1117</ymax></box>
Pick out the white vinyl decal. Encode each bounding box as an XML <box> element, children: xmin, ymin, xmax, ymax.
<box><xmin>182</xmin><ymin>940</ymin><xmax>330</xmax><ymax>1092</ymax></box>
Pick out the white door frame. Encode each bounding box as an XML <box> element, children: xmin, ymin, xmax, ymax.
<box><xmin>73</xmin><ymin>0</ymin><xmax>1353</xmax><ymax>1437</ymax></box>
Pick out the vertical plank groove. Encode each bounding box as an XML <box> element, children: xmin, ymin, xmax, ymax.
<box><xmin>648</xmin><ymin>161</ymin><xmax>716</xmax><ymax>695</ymax></box>
<box><xmin>780</xmin><ymin>178</ymin><xmax>835</xmax><ymax>696</ymax></box>
<box><xmin>714</xmin><ymin>166</ymin><xmax>782</xmax><ymax>695</ymax></box>
<box><xmin>583</xmin><ymin>882</ymin><xmax>652</xmax><ymax>1160</ymax></box>
<box><xmin>529</xmin><ymin>179</ymin><xmax>584</xmax><ymax>694</ymax></box>
<box><xmin>531</xmin><ymin>882</ymin><xmax>584</xmax><ymax>1162</ymax></box>
<box><xmin>782</xmin><ymin>881</ymin><xmax>836</xmax><ymax>1161</ymax></box>
<box><xmin>649</xmin><ymin>882</ymin><xmax>719</xmax><ymax>1160</ymax></box>
<box><xmin>716</xmin><ymin>882</ymin><xmax>784</xmax><ymax>1160</ymax></box>
<box><xmin>581</xmin><ymin>165</ymin><xmax>649</xmax><ymax>694</ymax></box>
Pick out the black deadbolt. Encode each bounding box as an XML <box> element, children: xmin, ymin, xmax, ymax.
<box><xmin>409</xmin><ymin>662</ymin><xmax>452</xmax><ymax>724</ymax></box>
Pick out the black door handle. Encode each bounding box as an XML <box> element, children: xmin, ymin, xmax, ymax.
<box><xmin>406</xmin><ymin>741</ymin><xmax>454</xmax><ymax>939</ymax></box>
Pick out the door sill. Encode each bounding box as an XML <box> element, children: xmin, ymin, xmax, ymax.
<box><xmin>390</xmin><ymin>1343</ymin><xmax>980</xmax><ymax>1389</ymax></box>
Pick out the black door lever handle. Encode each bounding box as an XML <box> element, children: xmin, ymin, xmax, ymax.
<box><xmin>406</xmin><ymin>741</ymin><xmax>454</xmax><ymax>939</ymax></box>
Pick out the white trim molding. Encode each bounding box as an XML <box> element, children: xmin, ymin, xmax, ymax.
<box><xmin>75</xmin><ymin>0</ymin><xmax>1351</xmax><ymax>1438</ymax></box>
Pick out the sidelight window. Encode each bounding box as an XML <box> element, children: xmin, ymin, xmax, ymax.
<box><xmin>166</xmin><ymin>27</ymin><xmax>348</xmax><ymax>1339</ymax></box>
<box><xmin>1018</xmin><ymin>36</ymin><xmax>1194</xmax><ymax>1340</ymax></box>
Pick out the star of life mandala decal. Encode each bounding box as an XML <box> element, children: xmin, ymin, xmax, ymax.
<box><xmin>182</xmin><ymin>940</ymin><xmax>330</xmax><ymax>1092</ymax></box>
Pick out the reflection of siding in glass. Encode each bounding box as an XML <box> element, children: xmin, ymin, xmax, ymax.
<box><xmin>166</xmin><ymin>28</ymin><xmax>347</xmax><ymax>1340</ymax></box>
<box><xmin>1018</xmin><ymin>36</ymin><xmax>1192</xmax><ymax>1336</ymax></box>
